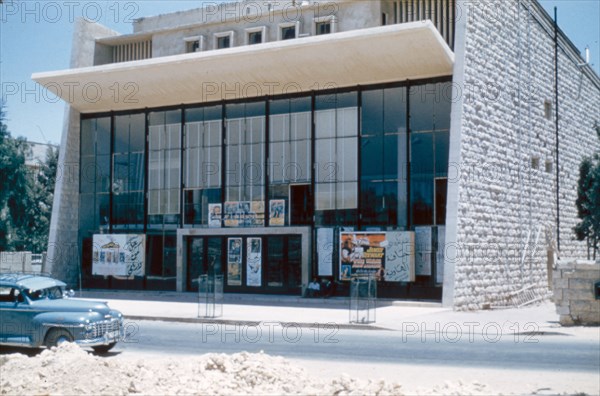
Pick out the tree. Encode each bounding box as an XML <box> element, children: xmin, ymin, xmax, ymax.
<box><xmin>22</xmin><ymin>145</ymin><xmax>59</xmax><ymax>252</ymax></box>
<box><xmin>574</xmin><ymin>123</ymin><xmax>600</xmax><ymax>260</ymax></box>
<box><xmin>0</xmin><ymin>107</ymin><xmax>30</xmax><ymax>251</ymax></box>
<box><xmin>0</xmin><ymin>106</ymin><xmax>58</xmax><ymax>252</ymax></box>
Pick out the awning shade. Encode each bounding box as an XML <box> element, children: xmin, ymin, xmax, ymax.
<box><xmin>32</xmin><ymin>21</ymin><xmax>454</xmax><ymax>113</ymax></box>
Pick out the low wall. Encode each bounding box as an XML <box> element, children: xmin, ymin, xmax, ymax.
<box><xmin>552</xmin><ymin>260</ymin><xmax>600</xmax><ymax>326</ymax></box>
<box><xmin>0</xmin><ymin>251</ymin><xmax>32</xmax><ymax>273</ymax></box>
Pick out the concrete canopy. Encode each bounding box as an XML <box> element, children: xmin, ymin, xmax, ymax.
<box><xmin>32</xmin><ymin>21</ymin><xmax>454</xmax><ymax>113</ymax></box>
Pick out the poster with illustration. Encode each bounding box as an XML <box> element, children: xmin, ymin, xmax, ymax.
<box><xmin>208</xmin><ymin>203</ymin><xmax>222</xmax><ymax>228</ymax></box>
<box><xmin>339</xmin><ymin>232</ymin><xmax>386</xmax><ymax>281</ymax></box>
<box><xmin>269</xmin><ymin>200</ymin><xmax>285</xmax><ymax>226</ymax></box>
<box><xmin>224</xmin><ymin>202</ymin><xmax>239</xmax><ymax>227</ymax></box>
<box><xmin>92</xmin><ymin>234</ymin><xmax>145</xmax><ymax>277</ymax></box>
<box><xmin>251</xmin><ymin>201</ymin><xmax>265</xmax><ymax>226</ymax></box>
<box><xmin>246</xmin><ymin>238</ymin><xmax>262</xmax><ymax>287</ymax></box>
<box><xmin>384</xmin><ymin>231</ymin><xmax>415</xmax><ymax>282</ymax></box>
<box><xmin>227</xmin><ymin>237</ymin><xmax>242</xmax><ymax>286</ymax></box>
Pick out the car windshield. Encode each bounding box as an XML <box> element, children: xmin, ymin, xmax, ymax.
<box><xmin>24</xmin><ymin>286</ymin><xmax>64</xmax><ymax>301</ymax></box>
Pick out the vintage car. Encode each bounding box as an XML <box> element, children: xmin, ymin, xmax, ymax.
<box><xmin>0</xmin><ymin>273</ymin><xmax>123</xmax><ymax>353</ymax></box>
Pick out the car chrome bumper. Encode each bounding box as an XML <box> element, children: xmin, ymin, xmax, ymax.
<box><xmin>76</xmin><ymin>329</ymin><xmax>121</xmax><ymax>347</ymax></box>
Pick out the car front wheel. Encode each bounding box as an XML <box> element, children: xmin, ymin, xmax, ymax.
<box><xmin>45</xmin><ymin>328</ymin><xmax>74</xmax><ymax>347</ymax></box>
<box><xmin>92</xmin><ymin>342</ymin><xmax>116</xmax><ymax>354</ymax></box>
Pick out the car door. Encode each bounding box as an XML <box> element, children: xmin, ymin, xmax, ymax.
<box><xmin>0</xmin><ymin>285</ymin><xmax>35</xmax><ymax>346</ymax></box>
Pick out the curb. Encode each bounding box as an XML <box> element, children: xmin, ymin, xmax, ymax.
<box><xmin>125</xmin><ymin>315</ymin><xmax>390</xmax><ymax>331</ymax></box>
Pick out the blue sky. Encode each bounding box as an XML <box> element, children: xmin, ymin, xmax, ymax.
<box><xmin>1</xmin><ymin>0</ymin><xmax>599</xmax><ymax>145</ymax></box>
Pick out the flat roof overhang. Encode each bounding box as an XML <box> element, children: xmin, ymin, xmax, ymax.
<box><xmin>32</xmin><ymin>21</ymin><xmax>454</xmax><ymax>113</ymax></box>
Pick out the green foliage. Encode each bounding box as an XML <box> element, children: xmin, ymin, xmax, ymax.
<box><xmin>0</xmin><ymin>107</ymin><xmax>59</xmax><ymax>252</ymax></box>
<box><xmin>574</xmin><ymin>122</ymin><xmax>600</xmax><ymax>258</ymax></box>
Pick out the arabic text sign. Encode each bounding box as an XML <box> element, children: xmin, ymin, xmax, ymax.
<box><xmin>92</xmin><ymin>234</ymin><xmax>145</xmax><ymax>277</ymax></box>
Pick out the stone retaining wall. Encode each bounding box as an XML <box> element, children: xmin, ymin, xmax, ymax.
<box><xmin>552</xmin><ymin>260</ymin><xmax>600</xmax><ymax>326</ymax></box>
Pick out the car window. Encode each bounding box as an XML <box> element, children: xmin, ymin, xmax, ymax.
<box><xmin>0</xmin><ymin>286</ymin><xmax>13</xmax><ymax>302</ymax></box>
<box><xmin>0</xmin><ymin>286</ymin><xmax>23</xmax><ymax>303</ymax></box>
<box><xmin>24</xmin><ymin>286</ymin><xmax>64</xmax><ymax>301</ymax></box>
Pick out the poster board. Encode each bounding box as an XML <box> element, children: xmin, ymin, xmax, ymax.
<box><xmin>384</xmin><ymin>231</ymin><xmax>415</xmax><ymax>282</ymax></box>
<box><xmin>224</xmin><ymin>201</ymin><xmax>264</xmax><ymax>227</ymax></box>
<box><xmin>226</xmin><ymin>238</ymin><xmax>242</xmax><ymax>286</ymax></box>
<box><xmin>246</xmin><ymin>238</ymin><xmax>262</xmax><ymax>287</ymax></box>
<box><xmin>415</xmin><ymin>226</ymin><xmax>433</xmax><ymax>276</ymax></box>
<box><xmin>92</xmin><ymin>234</ymin><xmax>145</xmax><ymax>277</ymax></box>
<box><xmin>340</xmin><ymin>232</ymin><xmax>386</xmax><ymax>281</ymax></box>
<box><xmin>208</xmin><ymin>204</ymin><xmax>222</xmax><ymax>228</ymax></box>
<box><xmin>269</xmin><ymin>200</ymin><xmax>285</xmax><ymax>226</ymax></box>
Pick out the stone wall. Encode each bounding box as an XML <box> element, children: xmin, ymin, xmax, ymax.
<box><xmin>444</xmin><ymin>0</ymin><xmax>600</xmax><ymax>309</ymax></box>
<box><xmin>553</xmin><ymin>260</ymin><xmax>600</xmax><ymax>326</ymax></box>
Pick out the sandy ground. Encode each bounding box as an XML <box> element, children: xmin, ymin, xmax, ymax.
<box><xmin>0</xmin><ymin>343</ymin><xmax>498</xmax><ymax>396</ymax></box>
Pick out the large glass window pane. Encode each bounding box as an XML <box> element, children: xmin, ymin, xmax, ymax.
<box><xmin>315</xmin><ymin>92</ymin><xmax>358</xmax><ymax>220</ymax></box>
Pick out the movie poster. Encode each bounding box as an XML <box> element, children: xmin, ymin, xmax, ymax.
<box><xmin>339</xmin><ymin>232</ymin><xmax>386</xmax><ymax>281</ymax></box>
<box><xmin>384</xmin><ymin>231</ymin><xmax>415</xmax><ymax>282</ymax></box>
<box><xmin>227</xmin><ymin>237</ymin><xmax>242</xmax><ymax>286</ymax></box>
<box><xmin>224</xmin><ymin>202</ymin><xmax>240</xmax><ymax>227</ymax></box>
<box><xmin>269</xmin><ymin>199</ymin><xmax>285</xmax><ymax>226</ymax></box>
<box><xmin>208</xmin><ymin>203</ymin><xmax>222</xmax><ymax>228</ymax></box>
<box><xmin>92</xmin><ymin>234</ymin><xmax>145</xmax><ymax>277</ymax></box>
<box><xmin>246</xmin><ymin>238</ymin><xmax>262</xmax><ymax>287</ymax></box>
<box><xmin>224</xmin><ymin>201</ymin><xmax>264</xmax><ymax>227</ymax></box>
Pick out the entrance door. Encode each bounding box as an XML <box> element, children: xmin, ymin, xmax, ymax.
<box><xmin>186</xmin><ymin>236</ymin><xmax>223</xmax><ymax>292</ymax></box>
<box><xmin>265</xmin><ymin>235</ymin><xmax>302</xmax><ymax>294</ymax></box>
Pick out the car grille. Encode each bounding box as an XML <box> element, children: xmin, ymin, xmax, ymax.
<box><xmin>88</xmin><ymin>318</ymin><xmax>121</xmax><ymax>339</ymax></box>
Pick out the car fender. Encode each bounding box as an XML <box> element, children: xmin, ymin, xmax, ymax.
<box><xmin>31</xmin><ymin>311</ymin><xmax>104</xmax><ymax>347</ymax></box>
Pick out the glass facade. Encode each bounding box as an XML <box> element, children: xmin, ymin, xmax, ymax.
<box><xmin>79</xmin><ymin>79</ymin><xmax>452</xmax><ymax>295</ymax></box>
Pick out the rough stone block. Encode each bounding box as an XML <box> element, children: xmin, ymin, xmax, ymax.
<box><xmin>552</xmin><ymin>277</ymin><xmax>569</xmax><ymax>289</ymax></box>
<box><xmin>566</xmin><ymin>289</ymin><xmax>594</xmax><ymax>301</ymax></box>
<box><xmin>569</xmin><ymin>278</ymin><xmax>595</xmax><ymax>291</ymax></box>
<box><xmin>555</xmin><ymin>305</ymin><xmax>570</xmax><ymax>315</ymax></box>
<box><xmin>559</xmin><ymin>315</ymin><xmax>575</xmax><ymax>326</ymax></box>
<box><xmin>570</xmin><ymin>300</ymin><xmax>595</xmax><ymax>313</ymax></box>
<box><xmin>573</xmin><ymin>312</ymin><xmax>600</xmax><ymax>326</ymax></box>
<box><xmin>577</xmin><ymin>270</ymin><xmax>600</xmax><ymax>280</ymax></box>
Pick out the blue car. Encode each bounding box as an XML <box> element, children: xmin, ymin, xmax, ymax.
<box><xmin>0</xmin><ymin>273</ymin><xmax>123</xmax><ymax>353</ymax></box>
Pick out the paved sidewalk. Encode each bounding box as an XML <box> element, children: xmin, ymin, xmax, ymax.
<box><xmin>79</xmin><ymin>290</ymin><xmax>599</xmax><ymax>338</ymax></box>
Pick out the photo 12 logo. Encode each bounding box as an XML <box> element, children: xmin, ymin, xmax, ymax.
<box><xmin>1</xmin><ymin>1</ymin><xmax>140</xmax><ymax>24</ymax></box>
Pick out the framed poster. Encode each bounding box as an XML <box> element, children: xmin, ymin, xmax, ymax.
<box><xmin>269</xmin><ymin>199</ymin><xmax>285</xmax><ymax>226</ymax></box>
<box><xmin>92</xmin><ymin>234</ymin><xmax>145</xmax><ymax>277</ymax></box>
<box><xmin>251</xmin><ymin>201</ymin><xmax>265</xmax><ymax>226</ymax></box>
<box><xmin>340</xmin><ymin>232</ymin><xmax>386</xmax><ymax>281</ymax></box>
<box><xmin>227</xmin><ymin>237</ymin><xmax>242</xmax><ymax>286</ymax></box>
<box><xmin>224</xmin><ymin>202</ymin><xmax>239</xmax><ymax>227</ymax></box>
<box><xmin>384</xmin><ymin>231</ymin><xmax>415</xmax><ymax>282</ymax></box>
<box><xmin>246</xmin><ymin>238</ymin><xmax>262</xmax><ymax>287</ymax></box>
<box><xmin>208</xmin><ymin>203</ymin><xmax>222</xmax><ymax>228</ymax></box>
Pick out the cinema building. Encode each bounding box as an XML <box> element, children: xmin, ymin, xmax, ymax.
<box><xmin>34</xmin><ymin>0</ymin><xmax>599</xmax><ymax>308</ymax></box>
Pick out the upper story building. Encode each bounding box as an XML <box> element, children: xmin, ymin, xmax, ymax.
<box><xmin>33</xmin><ymin>0</ymin><xmax>599</xmax><ymax>309</ymax></box>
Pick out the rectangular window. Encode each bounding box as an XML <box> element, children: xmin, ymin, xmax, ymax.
<box><xmin>316</xmin><ymin>21</ymin><xmax>331</xmax><ymax>35</ymax></box>
<box><xmin>215</xmin><ymin>32</ymin><xmax>234</xmax><ymax>49</ymax></box>
<box><xmin>184</xmin><ymin>105</ymin><xmax>223</xmax><ymax>226</ymax></box>
<box><xmin>225</xmin><ymin>102</ymin><xmax>266</xmax><ymax>227</ymax></box>
<box><xmin>248</xmin><ymin>31</ymin><xmax>262</xmax><ymax>45</ymax></box>
<box><xmin>315</xmin><ymin>92</ymin><xmax>358</xmax><ymax>223</ymax></box>
<box><xmin>186</xmin><ymin>40</ymin><xmax>200</xmax><ymax>53</ymax></box>
<box><xmin>281</xmin><ymin>26</ymin><xmax>296</xmax><ymax>40</ymax></box>
<box><xmin>112</xmin><ymin>113</ymin><xmax>146</xmax><ymax>230</ymax></box>
<box><xmin>148</xmin><ymin>110</ymin><xmax>181</xmax><ymax>229</ymax></box>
